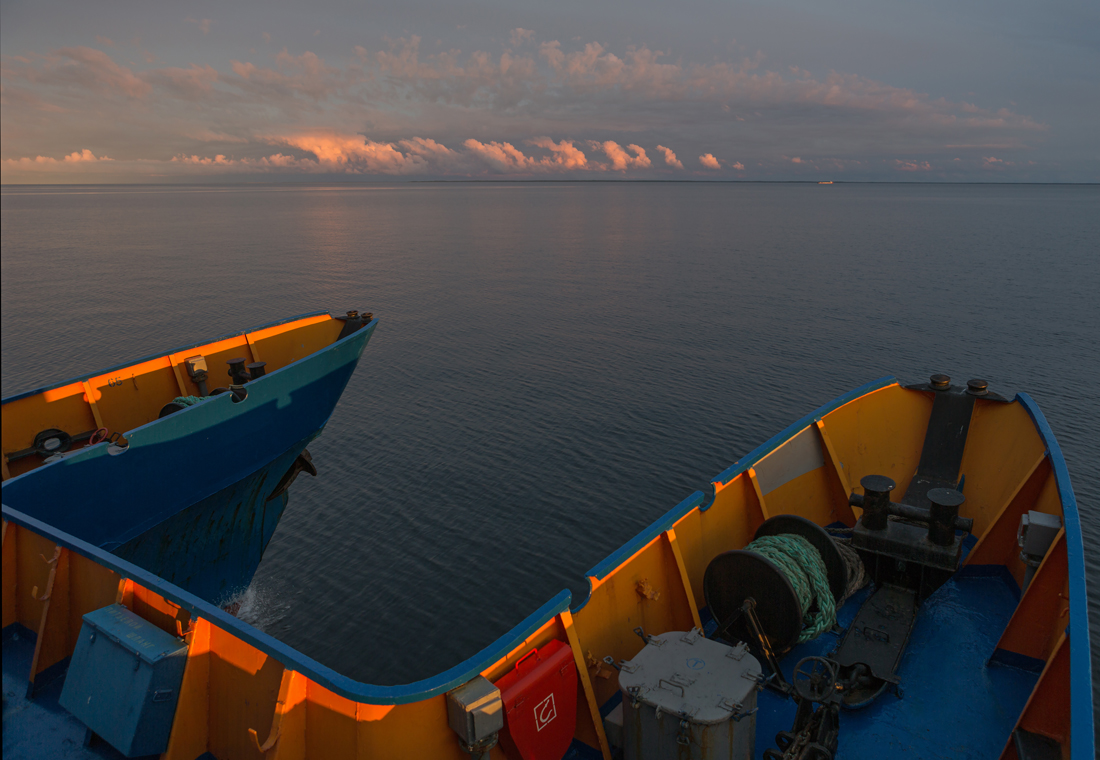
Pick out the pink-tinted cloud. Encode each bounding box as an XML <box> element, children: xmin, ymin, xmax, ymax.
<box><xmin>187</xmin><ymin>18</ymin><xmax>212</xmax><ymax>35</ymax></box>
<box><xmin>3</xmin><ymin>149</ymin><xmax>111</xmax><ymax>169</ymax></box>
<box><xmin>228</xmin><ymin>49</ymin><xmax>347</xmax><ymax>105</ymax></box>
<box><xmin>268</xmin><ymin>132</ymin><xmax>436</xmax><ymax>174</ymax></box>
<box><xmin>145</xmin><ymin>64</ymin><xmax>219</xmax><ymax>97</ymax></box>
<box><xmin>529</xmin><ymin>137</ymin><xmax>588</xmax><ymax>170</ymax></box>
<box><xmin>374</xmin><ymin>35</ymin><xmax>426</xmax><ymax>78</ymax></box>
<box><xmin>64</xmin><ymin>149</ymin><xmax>109</xmax><ymax>162</ymax></box>
<box><xmin>95</xmin><ymin>36</ymin><xmax>115</xmax><ymax>48</ymax></box>
<box><xmin>790</xmin><ymin>157</ymin><xmax>802</xmax><ymax>164</ymax></box>
<box><xmin>0</xmin><ymin>85</ymin><xmax>67</xmax><ymax>113</ymax></box>
<box><xmin>2</xmin><ymin>136</ymin><xmax>614</xmax><ymax>177</ymax></box>
<box><xmin>509</xmin><ymin>29</ymin><xmax>535</xmax><ymax>48</ymax></box>
<box><xmin>0</xmin><ymin>33</ymin><xmax>1054</xmax><ymax>181</ymax></box>
<box><xmin>656</xmin><ymin>145</ymin><xmax>683</xmax><ymax>169</ymax></box>
<box><xmin>464</xmin><ymin>139</ymin><xmax>535</xmax><ymax>171</ymax></box>
<box><xmin>893</xmin><ymin>159</ymin><xmax>933</xmax><ymax>171</ymax></box>
<box><xmin>185</xmin><ymin>129</ymin><xmax>249</xmax><ymax>143</ymax></box>
<box><xmin>53</xmin><ymin>46</ymin><xmax>152</xmax><ymax>98</ymax></box>
<box><xmin>172</xmin><ymin>153</ymin><xmax>305</xmax><ymax>169</ymax></box>
<box><xmin>595</xmin><ymin>141</ymin><xmax>651</xmax><ymax>171</ymax></box>
<box><xmin>173</xmin><ymin>153</ymin><xmax>234</xmax><ymax>166</ymax></box>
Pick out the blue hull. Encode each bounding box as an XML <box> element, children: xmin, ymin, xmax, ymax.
<box><xmin>110</xmin><ymin>433</ymin><xmax>309</xmax><ymax>603</ymax></box>
<box><xmin>1</xmin><ymin>316</ymin><xmax>377</xmax><ymax>603</ymax></box>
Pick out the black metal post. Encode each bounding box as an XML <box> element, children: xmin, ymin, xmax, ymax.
<box><xmin>927</xmin><ymin>488</ymin><xmax>965</xmax><ymax>546</ymax></box>
<box><xmin>858</xmin><ymin>475</ymin><xmax>895</xmax><ymax>531</ymax></box>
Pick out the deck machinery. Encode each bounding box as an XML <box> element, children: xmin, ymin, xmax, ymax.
<box><xmin>4</xmin><ymin>370</ymin><xmax>1083</xmax><ymax>760</ymax></box>
<box><xmin>614</xmin><ymin>375</ymin><xmax>1056</xmax><ymax>760</ymax></box>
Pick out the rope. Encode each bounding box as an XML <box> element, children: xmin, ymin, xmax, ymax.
<box><xmin>744</xmin><ymin>534</ymin><xmax>837</xmax><ymax>643</ymax></box>
<box><xmin>832</xmin><ymin>537</ymin><xmax>867</xmax><ymax>605</ymax></box>
<box><xmin>826</xmin><ymin>526</ymin><xmax>870</xmax><ymax>605</ymax></box>
<box><xmin>172</xmin><ymin>396</ymin><xmax>207</xmax><ymax>406</ymax></box>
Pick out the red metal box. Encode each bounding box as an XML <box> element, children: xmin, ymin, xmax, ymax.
<box><xmin>495</xmin><ymin>638</ymin><xmax>578</xmax><ymax>760</ymax></box>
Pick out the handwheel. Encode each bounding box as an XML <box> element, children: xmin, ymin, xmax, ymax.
<box><xmin>793</xmin><ymin>656</ymin><xmax>838</xmax><ymax>703</ymax></box>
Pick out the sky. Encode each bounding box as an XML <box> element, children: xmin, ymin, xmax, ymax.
<box><xmin>1</xmin><ymin>0</ymin><xmax>1097</xmax><ymax>182</ymax></box>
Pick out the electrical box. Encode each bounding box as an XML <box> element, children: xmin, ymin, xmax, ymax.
<box><xmin>59</xmin><ymin>604</ymin><xmax>188</xmax><ymax>757</ymax></box>
<box><xmin>446</xmin><ymin>675</ymin><xmax>504</xmax><ymax>747</ymax></box>
<box><xmin>184</xmin><ymin>355</ymin><xmax>207</xmax><ymax>377</ymax></box>
<box><xmin>618</xmin><ymin>630</ymin><xmax>761</xmax><ymax>760</ymax></box>
<box><xmin>1018</xmin><ymin>511</ymin><xmax>1062</xmax><ymax>557</ymax></box>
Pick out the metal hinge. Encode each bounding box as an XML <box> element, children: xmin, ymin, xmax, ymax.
<box><xmin>726</xmin><ymin>642</ymin><xmax>748</xmax><ymax>660</ymax></box>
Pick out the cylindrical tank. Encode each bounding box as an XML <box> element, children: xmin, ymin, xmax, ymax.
<box><xmin>618</xmin><ymin>630</ymin><xmax>761</xmax><ymax>760</ymax></box>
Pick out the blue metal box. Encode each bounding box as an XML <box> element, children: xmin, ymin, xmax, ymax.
<box><xmin>59</xmin><ymin>604</ymin><xmax>188</xmax><ymax>757</ymax></box>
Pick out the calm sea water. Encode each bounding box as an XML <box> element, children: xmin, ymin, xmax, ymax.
<box><xmin>2</xmin><ymin>182</ymin><xmax>1097</xmax><ymax>688</ymax></box>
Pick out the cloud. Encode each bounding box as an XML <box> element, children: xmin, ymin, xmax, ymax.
<box><xmin>227</xmin><ymin>49</ymin><xmax>348</xmax><ymax>106</ymax></box>
<box><xmin>0</xmin><ymin>86</ymin><xmax>67</xmax><ymax>113</ymax></box>
<box><xmin>3</xmin><ymin>149</ymin><xmax>111</xmax><ymax>169</ymax></box>
<box><xmin>64</xmin><ymin>149</ymin><xmax>109</xmax><ymax>162</ymax></box>
<box><xmin>893</xmin><ymin>159</ymin><xmax>933</xmax><ymax>171</ymax></box>
<box><xmin>464</xmin><ymin>139</ymin><xmax>535</xmax><ymax>171</ymax></box>
<box><xmin>185</xmin><ymin>129</ymin><xmax>250</xmax><ymax>143</ymax></box>
<box><xmin>95</xmin><ymin>36</ymin><xmax>115</xmax><ymax>48</ymax></box>
<box><xmin>466</xmin><ymin>138</ymin><xmax>609</xmax><ymax>174</ymax></box>
<box><xmin>790</xmin><ymin>157</ymin><xmax>802</xmax><ymax>164</ymax></box>
<box><xmin>145</xmin><ymin>64</ymin><xmax>219</xmax><ymax>97</ymax></box>
<box><xmin>0</xmin><ymin>34</ymin><xmax>1055</xmax><ymax>181</ymax></box>
<box><xmin>4</xmin><ymin>133</ymin><xmax>646</xmax><ymax>178</ymax></box>
<box><xmin>3</xmin><ymin>155</ymin><xmax>65</xmax><ymax>168</ymax></box>
<box><xmin>529</xmin><ymin>137</ymin><xmax>588</xmax><ymax>170</ymax></box>
<box><xmin>509</xmin><ymin>29</ymin><xmax>535</xmax><ymax>48</ymax></box>
<box><xmin>268</xmin><ymin>132</ymin><xmax>434</xmax><ymax>174</ymax></box>
<box><xmin>655</xmin><ymin>145</ymin><xmax>683</xmax><ymax>169</ymax></box>
<box><xmin>187</xmin><ymin>18</ymin><xmax>212</xmax><ymax>35</ymax></box>
<box><xmin>375</xmin><ymin>35</ymin><xmax>425</xmax><ymax>79</ymax></box>
<box><xmin>595</xmin><ymin>141</ymin><xmax>650</xmax><ymax>171</ymax></box>
<box><xmin>51</xmin><ymin>46</ymin><xmax>153</xmax><ymax>98</ymax></box>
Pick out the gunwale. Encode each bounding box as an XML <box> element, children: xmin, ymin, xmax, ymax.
<box><xmin>1</xmin><ymin>376</ymin><xmax>1092</xmax><ymax>758</ymax></box>
<box><xmin>0</xmin><ymin>309</ymin><xmax>331</xmax><ymax>406</ymax></box>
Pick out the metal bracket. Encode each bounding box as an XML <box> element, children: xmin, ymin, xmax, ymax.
<box><xmin>726</xmin><ymin>642</ymin><xmax>748</xmax><ymax>661</ymax></box>
<box><xmin>667</xmin><ymin>672</ymin><xmax>695</xmax><ymax>688</ymax></box>
<box><xmin>680</xmin><ymin>629</ymin><xmax>703</xmax><ymax>645</ymax></box>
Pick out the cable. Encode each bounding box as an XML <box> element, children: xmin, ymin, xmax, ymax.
<box><xmin>744</xmin><ymin>534</ymin><xmax>836</xmax><ymax>643</ymax></box>
<box><xmin>831</xmin><ymin>537</ymin><xmax>867</xmax><ymax>606</ymax></box>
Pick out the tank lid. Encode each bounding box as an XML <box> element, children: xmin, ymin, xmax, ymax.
<box><xmin>617</xmin><ymin>631</ymin><xmax>761</xmax><ymax>725</ymax></box>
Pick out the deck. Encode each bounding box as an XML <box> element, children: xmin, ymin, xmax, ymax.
<box><xmin>4</xmin><ymin>566</ymin><xmax>1037</xmax><ymax>759</ymax></box>
<box><xmin>752</xmin><ymin>568</ymin><xmax>1039</xmax><ymax>759</ymax></box>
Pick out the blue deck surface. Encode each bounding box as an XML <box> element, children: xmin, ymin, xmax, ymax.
<box><xmin>2</xmin><ymin>627</ymin><xmax>135</xmax><ymax>760</ymax></box>
<box><xmin>5</xmin><ymin>573</ymin><xmax>1035</xmax><ymax>760</ymax></box>
<box><xmin>754</xmin><ymin>571</ymin><xmax>1037</xmax><ymax>760</ymax></box>
<box><xmin>6</xmin><ymin>574</ymin><xmax>1035</xmax><ymax>759</ymax></box>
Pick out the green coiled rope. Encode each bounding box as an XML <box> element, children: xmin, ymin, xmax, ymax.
<box><xmin>172</xmin><ymin>396</ymin><xmax>206</xmax><ymax>406</ymax></box>
<box><xmin>744</xmin><ymin>534</ymin><xmax>836</xmax><ymax>643</ymax></box>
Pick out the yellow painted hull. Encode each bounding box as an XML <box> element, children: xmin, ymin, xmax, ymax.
<box><xmin>2</xmin><ymin>376</ymin><xmax>1091</xmax><ymax>759</ymax></box>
